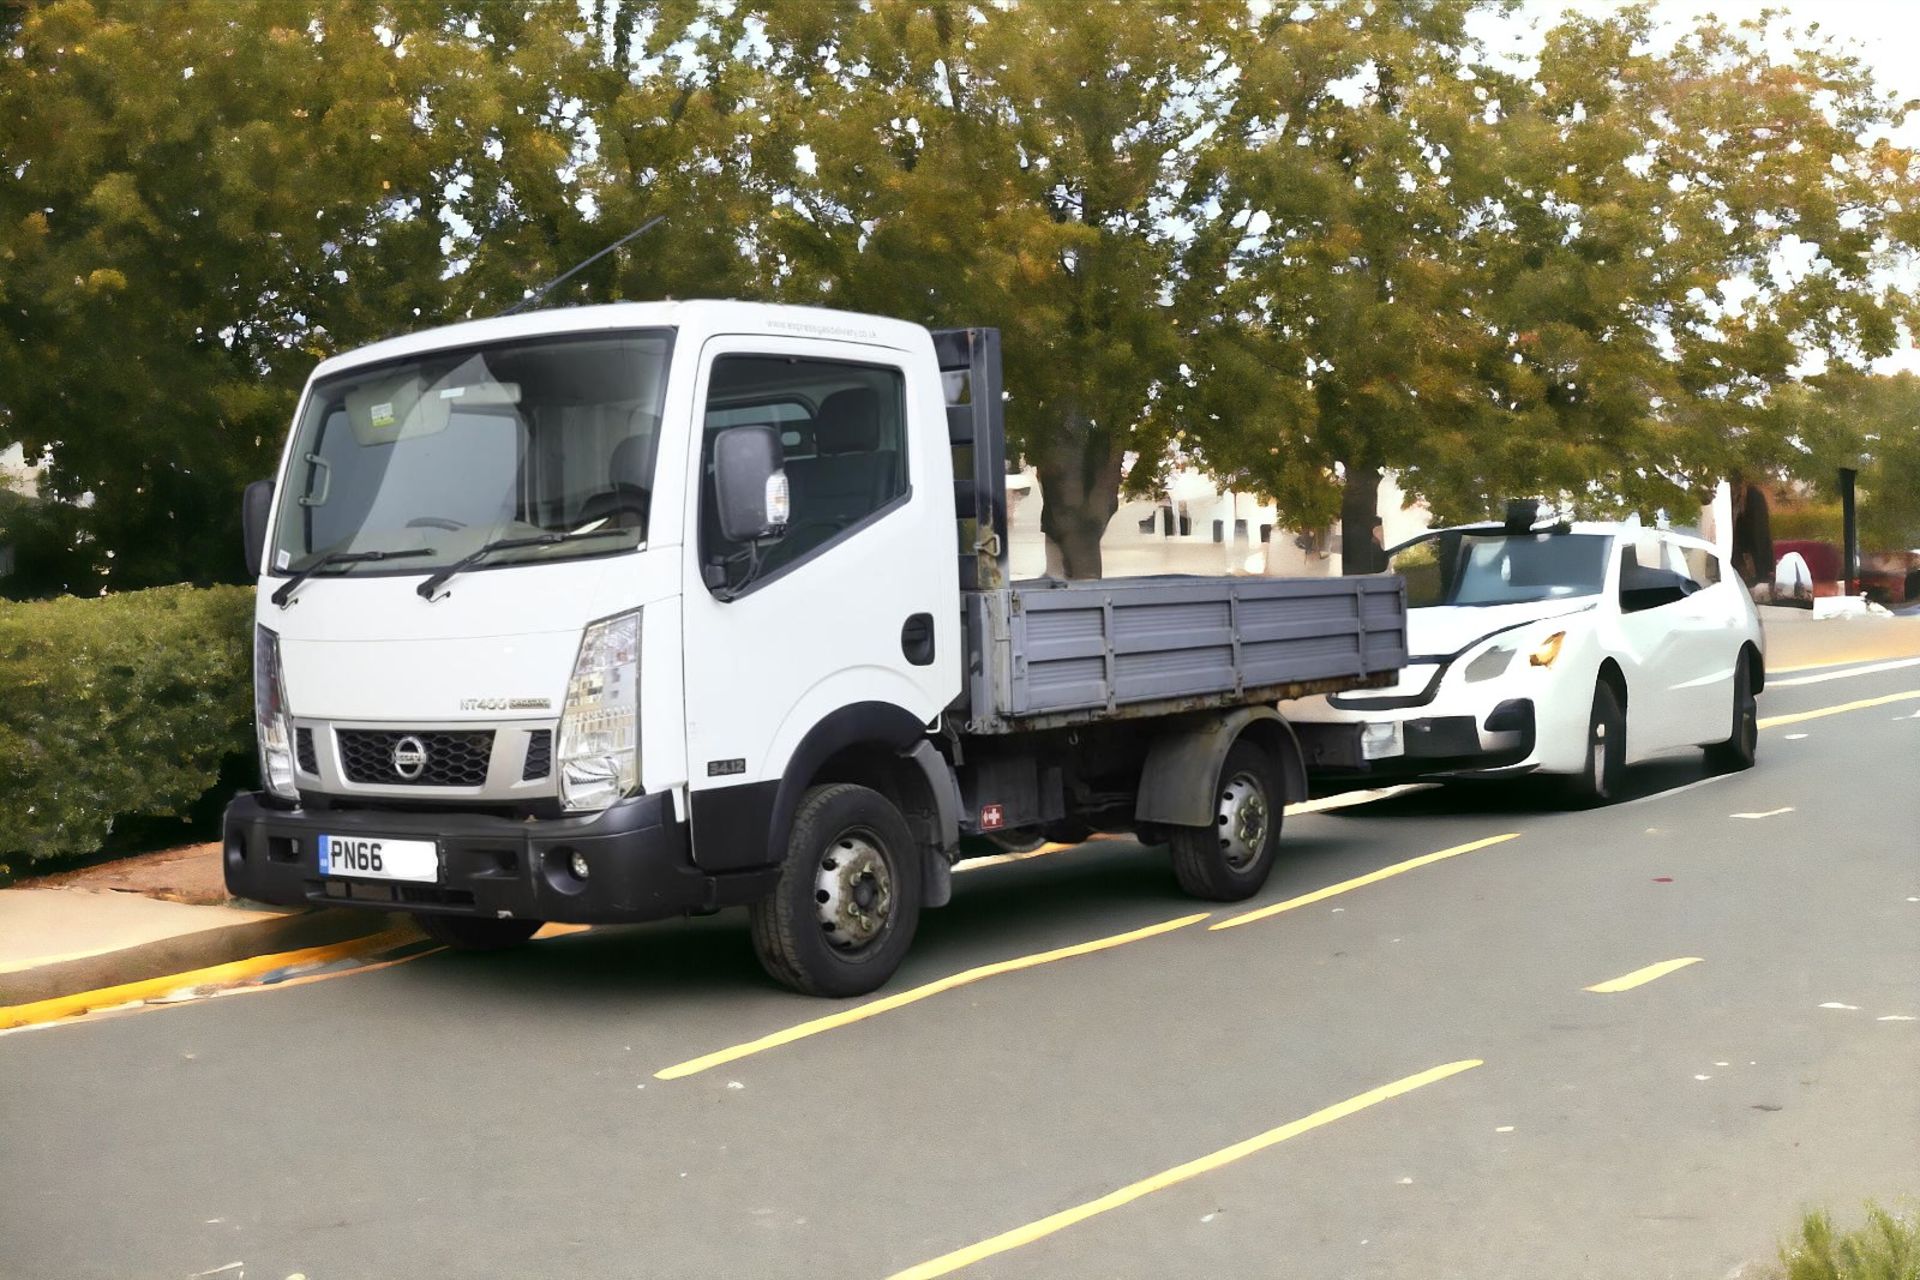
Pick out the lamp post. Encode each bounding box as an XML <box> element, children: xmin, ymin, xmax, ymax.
<box><xmin>1838</xmin><ymin>465</ymin><xmax>1859</xmax><ymax>597</ymax></box>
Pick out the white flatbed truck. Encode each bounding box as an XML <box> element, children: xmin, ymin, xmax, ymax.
<box><xmin>224</xmin><ymin>301</ymin><xmax>1408</xmax><ymax>994</ymax></box>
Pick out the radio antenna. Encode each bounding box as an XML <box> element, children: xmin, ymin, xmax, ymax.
<box><xmin>496</xmin><ymin>215</ymin><xmax>665</xmax><ymax>318</ymax></box>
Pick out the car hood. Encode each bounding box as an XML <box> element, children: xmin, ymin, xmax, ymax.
<box><xmin>1408</xmin><ymin>599</ymin><xmax>1597</xmax><ymax>658</ymax></box>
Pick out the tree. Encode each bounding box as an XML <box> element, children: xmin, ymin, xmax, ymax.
<box><xmin>1180</xmin><ymin>2</ymin><xmax>1920</xmax><ymax>560</ymax></box>
<box><xmin>755</xmin><ymin>0</ymin><xmax>1260</xmax><ymax>578</ymax></box>
<box><xmin>1769</xmin><ymin>371</ymin><xmax>1920</xmax><ymax>551</ymax></box>
<box><xmin>1481</xmin><ymin>6</ymin><xmax>1920</xmax><ymax>520</ymax></box>
<box><xmin>1176</xmin><ymin>0</ymin><xmax>1510</xmax><ymax>570</ymax></box>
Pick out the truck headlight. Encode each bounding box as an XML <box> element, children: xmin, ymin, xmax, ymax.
<box><xmin>557</xmin><ymin>610</ymin><xmax>640</xmax><ymax>811</ymax></box>
<box><xmin>254</xmin><ymin>625</ymin><xmax>298</xmax><ymax>800</ymax></box>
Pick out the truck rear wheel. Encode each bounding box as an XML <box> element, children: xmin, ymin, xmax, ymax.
<box><xmin>1169</xmin><ymin>741</ymin><xmax>1283</xmax><ymax>901</ymax></box>
<box><xmin>750</xmin><ymin>783</ymin><xmax>922</xmax><ymax>997</ymax></box>
<box><xmin>412</xmin><ymin>914</ymin><xmax>541</xmax><ymax>951</ymax></box>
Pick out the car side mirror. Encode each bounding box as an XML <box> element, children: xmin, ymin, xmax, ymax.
<box><xmin>242</xmin><ymin>479</ymin><xmax>274</xmax><ymax>578</ymax></box>
<box><xmin>712</xmin><ymin>425</ymin><xmax>789</xmax><ymax>544</ymax></box>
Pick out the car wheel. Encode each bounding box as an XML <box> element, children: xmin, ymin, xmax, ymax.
<box><xmin>412</xmin><ymin>914</ymin><xmax>541</xmax><ymax>951</ymax></box>
<box><xmin>1169</xmin><ymin>740</ymin><xmax>1284</xmax><ymax>901</ymax></box>
<box><xmin>1565</xmin><ymin>680</ymin><xmax>1626</xmax><ymax>808</ymax></box>
<box><xmin>1705</xmin><ymin>652</ymin><xmax>1759</xmax><ymax>772</ymax></box>
<box><xmin>749</xmin><ymin>783</ymin><xmax>922</xmax><ymax>997</ymax></box>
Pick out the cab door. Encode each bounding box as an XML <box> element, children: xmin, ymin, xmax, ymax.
<box><xmin>678</xmin><ymin>335</ymin><xmax>959</xmax><ymax>870</ymax></box>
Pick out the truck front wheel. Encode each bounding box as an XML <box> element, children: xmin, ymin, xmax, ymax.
<box><xmin>1169</xmin><ymin>740</ymin><xmax>1283</xmax><ymax>901</ymax></box>
<box><xmin>750</xmin><ymin>783</ymin><xmax>923</xmax><ymax>997</ymax></box>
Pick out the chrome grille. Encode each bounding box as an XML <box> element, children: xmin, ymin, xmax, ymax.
<box><xmin>337</xmin><ymin>729</ymin><xmax>493</xmax><ymax>787</ymax></box>
<box><xmin>295</xmin><ymin>727</ymin><xmax>318</xmax><ymax>775</ymax></box>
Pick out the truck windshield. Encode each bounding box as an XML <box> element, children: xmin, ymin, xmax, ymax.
<box><xmin>271</xmin><ymin>329</ymin><xmax>673</xmax><ymax>576</ymax></box>
<box><xmin>1388</xmin><ymin>530</ymin><xmax>1613</xmax><ymax>608</ymax></box>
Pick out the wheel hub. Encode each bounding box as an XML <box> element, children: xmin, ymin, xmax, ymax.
<box><xmin>1215</xmin><ymin>772</ymin><xmax>1270</xmax><ymax>871</ymax></box>
<box><xmin>814</xmin><ymin>832</ymin><xmax>893</xmax><ymax>951</ymax></box>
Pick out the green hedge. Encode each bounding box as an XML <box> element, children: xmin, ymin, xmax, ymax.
<box><xmin>0</xmin><ymin>584</ymin><xmax>255</xmax><ymax>869</ymax></box>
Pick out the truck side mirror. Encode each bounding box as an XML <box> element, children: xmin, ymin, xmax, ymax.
<box><xmin>712</xmin><ymin>425</ymin><xmax>789</xmax><ymax>544</ymax></box>
<box><xmin>242</xmin><ymin>479</ymin><xmax>274</xmax><ymax>578</ymax></box>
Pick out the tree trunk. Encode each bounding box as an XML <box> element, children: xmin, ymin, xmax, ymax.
<box><xmin>1035</xmin><ymin>409</ymin><xmax>1123</xmax><ymax>580</ymax></box>
<box><xmin>1340</xmin><ymin>460</ymin><xmax>1384</xmax><ymax>575</ymax></box>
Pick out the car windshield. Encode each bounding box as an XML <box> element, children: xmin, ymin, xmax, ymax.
<box><xmin>1388</xmin><ymin>530</ymin><xmax>1613</xmax><ymax>608</ymax></box>
<box><xmin>270</xmin><ymin>329</ymin><xmax>673</xmax><ymax>575</ymax></box>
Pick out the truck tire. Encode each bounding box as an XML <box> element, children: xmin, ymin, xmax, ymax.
<box><xmin>412</xmin><ymin>914</ymin><xmax>541</xmax><ymax>951</ymax></box>
<box><xmin>750</xmin><ymin>783</ymin><xmax>922</xmax><ymax>997</ymax></box>
<box><xmin>1705</xmin><ymin>651</ymin><xmax>1759</xmax><ymax>772</ymax></box>
<box><xmin>1565</xmin><ymin>679</ymin><xmax>1626</xmax><ymax>808</ymax></box>
<box><xmin>1169</xmin><ymin>740</ymin><xmax>1283</xmax><ymax>901</ymax></box>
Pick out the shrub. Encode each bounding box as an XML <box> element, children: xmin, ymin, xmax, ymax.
<box><xmin>1766</xmin><ymin>1204</ymin><xmax>1920</xmax><ymax>1280</ymax></box>
<box><xmin>1770</xmin><ymin>501</ymin><xmax>1845</xmax><ymax>546</ymax></box>
<box><xmin>0</xmin><ymin>584</ymin><xmax>255</xmax><ymax>870</ymax></box>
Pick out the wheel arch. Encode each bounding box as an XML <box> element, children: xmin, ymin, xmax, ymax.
<box><xmin>761</xmin><ymin>703</ymin><xmax>957</xmax><ymax>908</ymax></box>
<box><xmin>1135</xmin><ymin>707</ymin><xmax>1307</xmax><ymax>829</ymax></box>
<box><xmin>1596</xmin><ymin>657</ymin><xmax>1628</xmax><ymax>710</ymax></box>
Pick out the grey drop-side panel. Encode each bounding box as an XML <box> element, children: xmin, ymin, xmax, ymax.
<box><xmin>960</xmin><ymin>574</ymin><xmax>1408</xmax><ymax>734</ymax></box>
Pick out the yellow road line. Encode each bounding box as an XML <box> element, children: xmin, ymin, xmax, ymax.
<box><xmin>952</xmin><ymin>835</ymin><xmax>1120</xmax><ymax>875</ymax></box>
<box><xmin>1759</xmin><ymin>689</ymin><xmax>1920</xmax><ymax>730</ymax></box>
<box><xmin>655</xmin><ymin>913</ymin><xmax>1209</xmax><ymax>1081</ymax></box>
<box><xmin>0</xmin><ymin>928</ymin><xmax>415</xmax><ymax>1030</ymax></box>
<box><xmin>886</xmin><ymin>1059</ymin><xmax>1485</xmax><ymax>1280</ymax></box>
<box><xmin>1585</xmin><ymin>956</ymin><xmax>1703</xmax><ymax>993</ymax></box>
<box><xmin>1209</xmin><ymin>834</ymin><xmax>1521</xmax><ymax>932</ymax></box>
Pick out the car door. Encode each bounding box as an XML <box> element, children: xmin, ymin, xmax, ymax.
<box><xmin>678</xmin><ymin>335</ymin><xmax>959</xmax><ymax>870</ymax></box>
<box><xmin>1663</xmin><ymin>537</ymin><xmax>1743</xmax><ymax>742</ymax></box>
<box><xmin>1610</xmin><ymin>532</ymin><xmax>1702</xmax><ymax>757</ymax></box>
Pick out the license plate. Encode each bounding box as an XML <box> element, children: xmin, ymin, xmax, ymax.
<box><xmin>1360</xmin><ymin>721</ymin><xmax>1406</xmax><ymax>761</ymax></box>
<box><xmin>317</xmin><ymin>833</ymin><xmax>439</xmax><ymax>883</ymax></box>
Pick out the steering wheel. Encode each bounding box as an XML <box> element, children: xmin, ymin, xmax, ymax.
<box><xmin>406</xmin><ymin>516</ymin><xmax>467</xmax><ymax>532</ymax></box>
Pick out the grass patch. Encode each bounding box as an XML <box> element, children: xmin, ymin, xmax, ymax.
<box><xmin>1762</xmin><ymin>1203</ymin><xmax>1919</xmax><ymax>1280</ymax></box>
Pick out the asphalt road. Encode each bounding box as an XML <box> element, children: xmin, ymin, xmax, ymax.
<box><xmin>4</xmin><ymin>658</ymin><xmax>1917</xmax><ymax>1280</ymax></box>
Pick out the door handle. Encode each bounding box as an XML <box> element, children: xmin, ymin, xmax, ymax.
<box><xmin>901</xmin><ymin>613</ymin><xmax>935</xmax><ymax>666</ymax></box>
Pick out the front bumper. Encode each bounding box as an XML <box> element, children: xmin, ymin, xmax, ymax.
<box><xmin>223</xmin><ymin>792</ymin><xmax>779</xmax><ymax>924</ymax></box>
<box><xmin>1293</xmin><ymin>699</ymin><xmax>1537</xmax><ymax>781</ymax></box>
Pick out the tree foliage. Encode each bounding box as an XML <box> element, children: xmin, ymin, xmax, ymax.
<box><xmin>2</xmin><ymin>0</ymin><xmax>1918</xmax><ymax>587</ymax></box>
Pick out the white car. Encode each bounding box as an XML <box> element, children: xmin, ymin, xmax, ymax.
<box><xmin>1284</xmin><ymin>514</ymin><xmax>1765</xmax><ymax>804</ymax></box>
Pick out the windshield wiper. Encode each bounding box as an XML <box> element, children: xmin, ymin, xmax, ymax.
<box><xmin>416</xmin><ymin>529</ymin><xmax>630</xmax><ymax>601</ymax></box>
<box><xmin>271</xmin><ymin>547</ymin><xmax>436</xmax><ymax>609</ymax></box>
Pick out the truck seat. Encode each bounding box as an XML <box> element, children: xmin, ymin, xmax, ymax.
<box><xmin>576</xmin><ymin>433</ymin><xmax>653</xmax><ymax>531</ymax></box>
<box><xmin>783</xmin><ymin>386</ymin><xmax>897</xmax><ymax>529</ymax></box>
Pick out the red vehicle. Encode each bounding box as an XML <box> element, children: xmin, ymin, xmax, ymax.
<box><xmin>1773</xmin><ymin>540</ymin><xmax>1920</xmax><ymax>604</ymax></box>
<box><xmin>1860</xmin><ymin>550</ymin><xmax>1920</xmax><ymax>605</ymax></box>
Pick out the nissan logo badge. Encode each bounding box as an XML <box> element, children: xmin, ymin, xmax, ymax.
<box><xmin>391</xmin><ymin>735</ymin><xmax>429</xmax><ymax>780</ymax></box>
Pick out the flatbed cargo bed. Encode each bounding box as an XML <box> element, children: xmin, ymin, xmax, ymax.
<box><xmin>958</xmin><ymin>574</ymin><xmax>1407</xmax><ymax>734</ymax></box>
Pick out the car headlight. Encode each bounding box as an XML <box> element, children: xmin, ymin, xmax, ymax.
<box><xmin>1529</xmin><ymin>631</ymin><xmax>1567</xmax><ymax>668</ymax></box>
<box><xmin>254</xmin><ymin>625</ymin><xmax>298</xmax><ymax>800</ymax></box>
<box><xmin>1463</xmin><ymin>644</ymin><xmax>1516</xmax><ymax>682</ymax></box>
<box><xmin>557</xmin><ymin>610</ymin><xmax>640</xmax><ymax>811</ymax></box>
